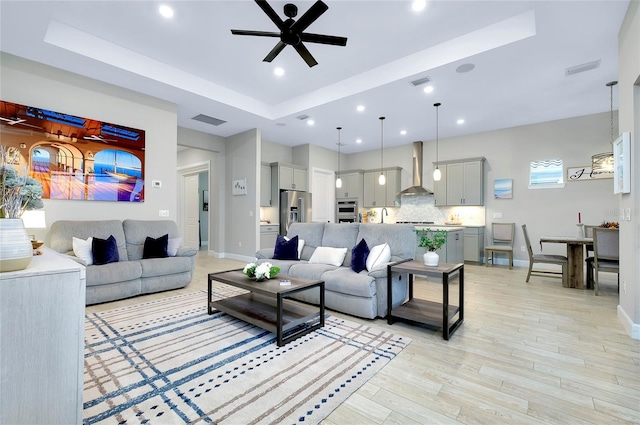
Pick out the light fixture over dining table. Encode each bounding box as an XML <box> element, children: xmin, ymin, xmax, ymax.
<box><xmin>591</xmin><ymin>81</ymin><xmax>617</xmax><ymax>173</ymax></box>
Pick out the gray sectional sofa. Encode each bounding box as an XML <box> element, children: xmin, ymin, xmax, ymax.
<box><xmin>50</xmin><ymin>219</ymin><xmax>197</xmax><ymax>305</ymax></box>
<box><xmin>255</xmin><ymin>222</ymin><xmax>416</xmax><ymax>319</ymax></box>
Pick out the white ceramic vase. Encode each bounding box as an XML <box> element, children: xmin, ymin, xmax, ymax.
<box><xmin>0</xmin><ymin>218</ymin><xmax>34</xmax><ymax>272</ymax></box>
<box><xmin>423</xmin><ymin>251</ymin><xmax>439</xmax><ymax>267</ymax></box>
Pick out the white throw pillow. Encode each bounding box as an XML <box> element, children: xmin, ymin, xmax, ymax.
<box><xmin>308</xmin><ymin>246</ymin><xmax>347</xmax><ymax>267</ymax></box>
<box><xmin>366</xmin><ymin>243</ymin><xmax>391</xmax><ymax>271</ymax></box>
<box><xmin>72</xmin><ymin>236</ymin><xmax>94</xmax><ymax>266</ymax></box>
<box><xmin>284</xmin><ymin>236</ymin><xmax>305</xmax><ymax>259</ymax></box>
<box><xmin>167</xmin><ymin>237</ymin><xmax>182</xmax><ymax>256</ymax></box>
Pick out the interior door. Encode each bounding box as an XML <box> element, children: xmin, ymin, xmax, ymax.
<box><xmin>311</xmin><ymin>167</ymin><xmax>335</xmax><ymax>223</ymax></box>
<box><xmin>184</xmin><ymin>174</ymin><xmax>199</xmax><ymax>248</ymax></box>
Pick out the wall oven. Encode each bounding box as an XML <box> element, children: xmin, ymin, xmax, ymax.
<box><xmin>336</xmin><ymin>200</ymin><xmax>358</xmax><ymax>223</ymax></box>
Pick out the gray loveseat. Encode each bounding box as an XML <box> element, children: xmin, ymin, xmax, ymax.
<box><xmin>50</xmin><ymin>219</ymin><xmax>197</xmax><ymax>305</ymax></box>
<box><xmin>255</xmin><ymin>223</ymin><xmax>415</xmax><ymax>319</ymax></box>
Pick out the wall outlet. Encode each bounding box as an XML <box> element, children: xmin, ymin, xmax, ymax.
<box><xmin>152</xmin><ymin>180</ymin><xmax>162</xmax><ymax>188</ymax></box>
<box><xmin>521</xmin><ymin>246</ymin><xmax>526</xmax><ymax>252</ymax></box>
<box><xmin>626</xmin><ymin>208</ymin><xmax>631</xmax><ymax>221</ymax></box>
<box><xmin>238</xmin><ymin>241</ymin><xmax>242</xmax><ymax>248</ymax></box>
<box><xmin>493</xmin><ymin>212</ymin><xmax>503</xmax><ymax>219</ymax></box>
<box><xmin>623</xmin><ymin>280</ymin><xmax>627</xmax><ymax>293</ymax></box>
<box><xmin>159</xmin><ymin>210</ymin><xmax>169</xmax><ymax>217</ymax></box>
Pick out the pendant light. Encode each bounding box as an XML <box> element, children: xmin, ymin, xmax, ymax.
<box><xmin>378</xmin><ymin>116</ymin><xmax>386</xmax><ymax>185</ymax></box>
<box><xmin>433</xmin><ymin>102</ymin><xmax>442</xmax><ymax>181</ymax></box>
<box><xmin>591</xmin><ymin>81</ymin><xmax>617</xmax><ymax>173</ymax></box>
<box><xmin>335</xmin><ymin>126</ymin><xmax>343</xmax><ymax>188</ymax></box>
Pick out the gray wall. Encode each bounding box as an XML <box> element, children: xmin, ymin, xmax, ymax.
<box><xmin>617</xmin><ymin>1</ymin><xmax>639</xmax><ymax>337</ymax></box>
<box><xmin>1</xmin><ymin>53</ymin><xmax>178</xmax><ymax>244</ymax></box>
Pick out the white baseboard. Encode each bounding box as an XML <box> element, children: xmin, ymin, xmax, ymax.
<box><xmin>218</xmin><ymin>252</ymin><xmax>256</xmax><ymax>263</ymax></box>
<box><xmin>617</xmin><ymin>305</ymin><xmax>640</xmax><ymax>340</ymax></box>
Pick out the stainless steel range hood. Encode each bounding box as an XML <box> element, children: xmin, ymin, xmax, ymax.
<box><xmin>397</xmin><ymin>141</ymin><xmax>433</xmax><ymax>196</ymax></box>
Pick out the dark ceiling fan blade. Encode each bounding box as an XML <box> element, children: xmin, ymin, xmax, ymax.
<box><xmin>231</xmin><ymin>29</ymin><xmax>281</xmax><ymax>38</ymax></box>
<box><xmin>263</xmin><ymin>41</ymin><xmax>287</xmax><ymax>62</ymax></box>
<box><xmin>300</xmin><ymin>33</ymin><xmax>347</xmax><ymax>46</ymax></box>
<box><xmin>294</xmin><ymin>42</ymin><xmax>318</xmax><ymax>67</ymax></box>
<box><xmin>291</xmin><ymin>0</ymin><xmax>328</xmax><ymax>33</ymax></box>
<box><xmin>255</xmin><ymin>0</ymin><xmax>286</xmax><ymax>30</ymax></box>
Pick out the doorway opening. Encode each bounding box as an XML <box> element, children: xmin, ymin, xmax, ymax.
<box><xmin>177</xmin><ymin>161</ymin><xmax>210</xmax><ymax>252</ymax></box>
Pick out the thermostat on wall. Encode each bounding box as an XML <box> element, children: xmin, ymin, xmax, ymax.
<box><xmin>152</xmin><ymin>180</ymin><xmax>162</xmax><ymax>188</ymax></box>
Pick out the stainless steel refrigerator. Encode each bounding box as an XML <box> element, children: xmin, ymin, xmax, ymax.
<box><xmin>280</xmin><ymin>190</ymin><xmax>312</xmax><ymax>235</ymax></box>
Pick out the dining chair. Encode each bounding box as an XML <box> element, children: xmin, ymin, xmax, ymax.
<box><xmin>592</xmin><ymin>227</ymin><xmax>619</xmax><ymax>296</ymax></box>
<box><xmin>522</xmin><ymin>224</ymin><xmax>568</xmax><ymax>285</ymax></box>
<box><xmin>584</xmin><ymin>224</ymin><xmax>597</xmax><ymax>288</ymax></box>
<box><xmin>485</xmin><ymin>222</ymin><xmax>515</xmax><ymax>269</ymax></box>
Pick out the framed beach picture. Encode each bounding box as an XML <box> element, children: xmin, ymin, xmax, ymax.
<box><xmin>494</xmin><ymin>179</ymin><xmax>513</xmax><ymax>199</ymax></box>
<box><xmin>613</xmin><ymin>132</ymin><xmax>630</xmax><ymax>194</ymax></box>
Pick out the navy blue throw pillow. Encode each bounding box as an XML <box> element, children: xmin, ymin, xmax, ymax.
<box><xmin>143</xmin><ymin>234</ymin><xmax>169</xmax><ymax>259</ymax></box>
<box><xmin>273</xmin><ymin>235</ymin><xmax>299</xmax><ymax>260</ymax></box>
<box><xmin>351</xmin><ymin>238</ymin><xmax>370</xmax><ymax>273</ymax></box>
<box><xmin>92</xmin><ymin>235</ymin><xmax>119</xmax><ymax>265</ymax></box>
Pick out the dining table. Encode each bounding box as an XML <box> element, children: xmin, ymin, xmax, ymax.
<box><xmin>539</xmin><ymin>235</ymin><xmax>593</xmax><ymax>289</ymax></box>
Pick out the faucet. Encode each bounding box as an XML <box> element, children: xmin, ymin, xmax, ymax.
<box><xmin>381</xmin><ymin>207</ymin><xmax>388</xmax><ymax>223</ymax></box>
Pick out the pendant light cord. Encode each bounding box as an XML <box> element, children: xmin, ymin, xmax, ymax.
<box><xmin>379</xmin><ymin>117</ymin><xmax>385</xmax><ymax>174</ymax></box>
<box><xmin>337</xmin><ymin>127</ymin><xmax>341</xmax><ymax>177</ymax></box>
<box><xmin>434</xmin><ymin>102</ymin><xmax>441</xmax><ymax>168</ymax></box>
<box><xmin>609</xmin><ymin>82</ymin><xmax>615</xmax><ymax>144</ymax></box>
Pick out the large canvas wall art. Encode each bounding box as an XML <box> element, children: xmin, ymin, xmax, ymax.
<box><xmin>0</xmin><ymin>101</ymin><xmax>145</xmax><ymax>202</ymax></box>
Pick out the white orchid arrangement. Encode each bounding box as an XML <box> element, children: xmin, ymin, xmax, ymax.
<box><xmin>243</xmin><ymin>261</ymin><xmax>280</xmax><ymax>281</ymax></box>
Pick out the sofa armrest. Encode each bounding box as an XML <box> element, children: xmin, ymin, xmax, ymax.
<box><xmin>176</xmin><ymin>246</ymin><xmax>198</xmax><ymax>257</ymax></box>
<box><xmin>255</xmin><ymin>248</ymin><xmax>274</xmax><ymax>259</ymax></box>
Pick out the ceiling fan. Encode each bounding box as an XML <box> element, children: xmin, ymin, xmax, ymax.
<box><xmin>0</xmin><ymin>116</ymin><xmax>41</xmax><ymax>130</ymax></box>
<box><xmin>231</xmin><ymin>0</ymin><xmax>347</xmax><ymax>67</ymax></box>
<box><xmin>83</xmin><ymin>135</ymin><xmax>117</xmax><ymax>144</ymax></box>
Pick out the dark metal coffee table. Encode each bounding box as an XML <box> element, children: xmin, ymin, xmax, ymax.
<box><xmin>208</xmin><ymin>269</ymin><xmax>325</xmax><ymax>346</ymax></box>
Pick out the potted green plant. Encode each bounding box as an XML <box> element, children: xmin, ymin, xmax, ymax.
<box><xmin>417</xmin><ymin>228</ymin><xmax>447</xmax><ymax>266</ymax></box>
<box><xmin>1</xmin><ymin>145</ymin><xmax>44</xmax><ymax>272</ymax></box>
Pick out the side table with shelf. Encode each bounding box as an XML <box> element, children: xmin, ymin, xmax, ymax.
<box><xmin>387</xmin><ymin>260</ymin><xmax>464</xmax><ymax>340</ymax></box>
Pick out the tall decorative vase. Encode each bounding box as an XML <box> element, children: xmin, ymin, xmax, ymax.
<box><xmin>0</xmin><ymin>218</ymin><xmax>33</xmax><ymax>272</ymax></box>
<box><xmin>423</xmin><ymin>251</ymin><xmax>439</xmax><ymax>267</ymax></box>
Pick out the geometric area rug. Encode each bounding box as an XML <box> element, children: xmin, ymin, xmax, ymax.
<box><xmin>83</xmin><ymin>290</ymin><xmax>411</xmax><ymax>424</ymax></box>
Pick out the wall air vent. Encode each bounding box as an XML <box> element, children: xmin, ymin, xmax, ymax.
<box><xmin>410</xmin><ymin>76</ymin><xmax>431</xmax><ymax>86</ymax></box>
<box><xmin>192</xmin><ymin>114</ymin><xmax>226</xmax><ymax>126</ymax></box>
<box><xmin>565</xmin><ymin>60</ymin><xmax>601</xmax><ymax>76</ymax></box>
<box><xmin>296</xmin><ymin>114</ymin><xmax>309</xmax><ymax>120</ymax></box>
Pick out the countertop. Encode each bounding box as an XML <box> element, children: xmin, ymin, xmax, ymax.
<box><xmin>414</xmin><ymin>225</ymin><xmax>464</xmax><ymax>232</ymax></box>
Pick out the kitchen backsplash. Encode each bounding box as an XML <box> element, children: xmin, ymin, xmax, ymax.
<box><xmin>365</xmin><ymin>195</ymin><xmax>485</xmax><ymax>226</ymax></box>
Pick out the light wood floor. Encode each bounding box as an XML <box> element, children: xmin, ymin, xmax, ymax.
<box><xmin>87</xmin><ymin>251</ymin><xmax>640</xmax><ymax>425</ymax></box>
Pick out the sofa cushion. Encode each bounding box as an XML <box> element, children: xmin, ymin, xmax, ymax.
<box><xmin>367</xmin><ymin>243</ymin><xmax>390</xmax><ymax>271</ymax></box>
<box><xmin>258</xmin><ymin>258</ymin><xmax>303</xmax><ymax>275</ymax></box>
<box><xmin>321</xmin><ymin>267</ymin><xmax>376</xmax><ymax>298</ymax></box>
<box><xmin>139</xmin><ymin>256</ymin><xmax>192</xmax><ymax>278</ymax></box>
<box><xmin>73</xmin><ymin>236</ymin><xmax>94</xmax><ymax>265</ymax></box>
<box><xmin>86</xmin><ymin>261</ymin><xmax>142</xmax><ymax>287</ymax></box>
<box><xmin>123</xmin><ymin>219</ymin><xmax>181</xmax><ymax>261</ymax></box>
<box><xmin>92</xmin><ymin>235</ymin><xmax>120</xmax><ymax>265</ymax></box>
<box><xmin>320</xmin><ymin>223</ymin><xmax>360</xmax><ymax>266</ymax></box>
<box><xmin>143</xmin><ymin>234</ymin><xmax>169</xmax><ymax>259</ymax></box>
<box><xmin>286</xmin><ymin>223</ymin><xmax>326</xmax><ymax>260</ymax></box>
<box><xmin>50</xmin><ymin>220</ymin><xmax>128</xmax><ymax>261</ymax></box>
<box><xmin>274</xmin><ymin>235</ymin><xmax>299</xmax><ymax>260</ymax></box>
<box><xmin>288</xmin><ymin>263</ymin><xmax>339</xmax><ymax>280</ymax></box>
<box><xmin>309</xmin><ymin>246</ymin><xmax>348</xmax><ymax>266</ymax></box>
<box><xmin>356</xmin><ymin>224</ymin><xmax>415</xmax><ymax>262</ymax></box>
<box><xmin>351</xmin><ymin>238</ymin><xmax>369</xmax><ymax>273</ymax></box>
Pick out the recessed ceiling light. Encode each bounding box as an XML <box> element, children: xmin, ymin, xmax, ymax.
<box><xmin>276</xmin><ymin>122</ymin><xmax>286</xmax><ymax>126</ymax></box>
<box><xmin>356</xmin><ymin>139</ymin><xmax>362</xmax><ymax>144</ymax></box>
<box><xmin>274</xmin><ymin>67</ymin><xmax>285</xmax><ymax>76</ymax></box>
<box><xmin>400</xmin><ymin>130</ymin><xmax>407</xmax><ymax>135</ymax></box>
<box><xmin>456</xmin><ymin>63</ymin><xmax>475</xmax><ymax>73</ymax></box>
<box><xmin>307</xmin><ymin>120</ymin><xmax>315</xmax><ymax>126</ymax></box>
<box><xmin>159</xmin><ymin>5</ymin><xmax>174</xmax><ymax>18</ymax></box>
<box><xmin>356</xmin><ymin>105</ymin><xmax>365</xmax><ymax>112</ymax></box>
<box><xmin>457</xmin><ymin>119</ymin><xmax>465</xmax><ymax>125</ymax></box>
<box><xmin>412</xmin><ymin>0</ymin><xmax>427</xmax><ymax>12</ymax></box>
<box><xmin>423</xmin><ymin>85</ymin><xmax>434</xmax><ymax>94</ymax></box>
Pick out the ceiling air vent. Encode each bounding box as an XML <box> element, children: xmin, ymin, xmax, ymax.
<box><xmin>192</xmin><ymin>114</ymin><xmax>226</xmax><ymax>126</ymax></box>
<box><xmin>410</xmin><ymin>76</ymin><xmax>431</xmax><ymax>86</ymax></box>
<box><xmin>565</xmin><ymin>60</ymin><xmax>601</xmax><ymax>76</ymax></box>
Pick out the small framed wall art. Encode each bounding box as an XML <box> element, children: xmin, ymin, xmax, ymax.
<box><xmin>613</xmin><ymin>132</ymin><xmax>630</xmax><ymax>194</ymax></box>
<box><xmin>494</xmin><ymin>178</ymin><xmax>513</xmax><ymax>199</ymax></box>
<box><xmin>232</xmin><ymin>178</ymin><xmax>247</xmax><ymax>195</ymax></box>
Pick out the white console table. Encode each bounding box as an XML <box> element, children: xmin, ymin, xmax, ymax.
<box><xmin>1</xmin><ymin>248</ymin><xmax>86</xmax><ymax>424</ymax></box>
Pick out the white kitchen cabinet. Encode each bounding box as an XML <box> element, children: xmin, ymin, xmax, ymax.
<box><xmin>463</xmin><ymin>226</ymin><xmax>485</xmax><ymax>263</ymax></box>
<box><xmin>260</xmin><ymin>163</ymin><xmax>272</xmax><ymax>207</ymax></box>
<box><xmin>273</xmin><ymin>163</ymin><xmax>307</xmax><ymax>191</ymax></box>
<box><xmin>433</xmin><ymin>158</ymin><xmax>485</xmax><ymax>206</ymax></box>
<box><xmin>260</xmin><ymin>224</ymin><xmax>279</xmax><ymax>249</ymax></box>
<box><xmin>363</xmin><ymin>167</ymin><xmax>401</xmax><ymax>207</ymax></box>
<box><xmin>336</xmin><ymin>170</ymin><xmax>363</xmax><ymax>200</ymax></box>
<box><xmin>0</xmin><ymin>248</ymin><xmax>85</xmax><ymax>425</ymax></box>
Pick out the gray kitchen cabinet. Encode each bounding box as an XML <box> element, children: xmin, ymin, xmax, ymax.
<box><xmin>336</xmin><ymin>170</ymin><xmax>364</xmax><ymax>200</ymax></box>
<box><xmin>260</xmin><ymin>224</ymin><xmax>279</xmax><ymax>249</ymax></box>
<box><xmin>414</xmin><ymin>228</ymin><xmax>463</xmax><ymax>264</ymax></box>
<box><xmin>432</xmin><ymin>158</ymin><xmax>485</xmax><ymax>206</ymax></box>
<box><xmin>260</xmin><ymin>163</ymin><xmax>272</xmax><ymax>207</ymax></box>
<box><xmin>363</xmin><ymin>167</ymin><xmax>401</xmax><ymax>207</ymax></box>
<box><xmin>272</xmin><ymin>163</ymin><xmax>307</xmax><ymax>191</ymax></box>
<box><xmin>463</xmin><ymin>226</ymin><xmax>485</xmax><ymax>263</ymax></box>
